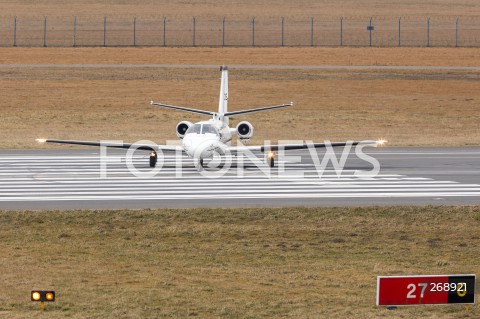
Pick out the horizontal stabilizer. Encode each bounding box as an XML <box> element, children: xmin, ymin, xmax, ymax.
<box><xmin>151</xmin><ymin>101</ymin><xmax>215</xmax><ymax>116</ymax></box>
<box><xmin>224</xmin><ymin>102</ymin><xmax>293</xmax><ymax>117</ymax></box>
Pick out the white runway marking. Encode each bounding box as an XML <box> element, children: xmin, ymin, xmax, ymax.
<box><xmin>1</xmin><ymin>154</ymin><xmax>480</xmax><ymax>204</ymax></box>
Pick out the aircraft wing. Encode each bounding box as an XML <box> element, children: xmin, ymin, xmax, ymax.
<box><xmin>227</xmin><ymin>140</ymin><xmax>384</xmax><ymax>153</ymax></box>
<box><xmin>35</xmin><ymin>139</ymin><xmax>185</xmax><ymax>153</ymax></box>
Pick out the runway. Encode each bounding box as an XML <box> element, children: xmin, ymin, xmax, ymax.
<box><xmin>0</xmin><ymin>146</ymin><xmax>479</xmax><ymax>210</ymax></box>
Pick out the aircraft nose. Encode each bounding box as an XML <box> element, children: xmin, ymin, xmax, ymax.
<box><xmin>184</xmin><ymin>135</ymin><xmax>220</xmax><ymax>158</ymax></box>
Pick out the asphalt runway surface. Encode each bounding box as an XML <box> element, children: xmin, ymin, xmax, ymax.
<box><xmin>0</xmin><ymin>146</ymin><xmax>479</xmax><ymax>210</ymax></box>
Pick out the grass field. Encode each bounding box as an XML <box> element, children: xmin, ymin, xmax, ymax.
<box><xmin>2</xmin><ymin>0</ymin><xmax>480</xmax><ymax>18</ymax></box>
<box><xmin>0</xmin><ymin>47</ymin><xmax>479</xmax><ymax>148</ymax></box>
<box><xmin>0</xmin><ymin>206</ymin><xmax>479</xmax><ymax>318</ymax></box>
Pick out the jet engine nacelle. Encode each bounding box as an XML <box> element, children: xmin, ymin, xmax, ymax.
<box><xmin>176</xmin><ymin>121</ymin><xmax>193</xmax><ymax>139</ymax></box>
<box><xmin>236</xmin><ymin>121</ymin><xmax>254</xmax><ymax>141</ymax></box>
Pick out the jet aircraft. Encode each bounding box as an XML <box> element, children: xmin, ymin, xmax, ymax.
<box><xmin>37</xmin><ymin>66</ymin><xmax>385</xmax><ymax>170</ymax></box>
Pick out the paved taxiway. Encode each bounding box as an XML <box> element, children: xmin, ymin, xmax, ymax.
<box><xmin>0</xmin><ymin>146</ymin><xmax>479</xmax><ymax>210</ymax></box>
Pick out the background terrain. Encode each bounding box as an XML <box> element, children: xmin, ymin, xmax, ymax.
<box><xmin>1</xmin><ymin>206</ymin><xmax>479</xmax><ymax>318</ymax></box>
<box><xmin>0</xmin><ymin>47</ymin><xmax>478</xmax><ymax>148</ymax></box>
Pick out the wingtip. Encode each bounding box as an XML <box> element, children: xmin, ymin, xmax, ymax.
<box><xmin>376</xmin><ymin>139</ymin><xmax>388</xmax><ymax>146</ymax></box>
<box><xmin>150</xmin><ymin>100</ymin><xmax>154</xmax><ymax>105</ymax></box>
<box><xmin>220</xmin><ymin>65</ymin><xmax>228</xmax><ymax>71</ymax></box>
<box><xmin>36</xmin><ymin>138</ymin><xmax>47</xmax><ymax>144</ymax></box>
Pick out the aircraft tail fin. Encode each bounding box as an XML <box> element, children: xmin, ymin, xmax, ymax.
<box><xmin>151</xmin><ymin>66</ymin><xmax>292</xmax><ymax>123</ymax></box>
<box><xmin>218</xmin><ymin>65</ymin><xmax>229</xmax><ymax>125</ymax></box>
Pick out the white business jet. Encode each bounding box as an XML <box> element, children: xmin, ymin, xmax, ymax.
<box><xmin>37</xmin><ymin>66</ymin><xmax>385</xmax><ymax>170</ymax></box>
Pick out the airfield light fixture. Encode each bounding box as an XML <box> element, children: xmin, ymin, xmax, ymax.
<box><xmin>31</xmin><ymin>291</ymin><xmax>41</xmax><ymax>301</ymax></box>
<box><xmin>45</xmin><ymin>292</ymin><xmax>55</xmax><ymax>301</ymax></box>
<box><xmin>31</xmin><ymin>290</ymin><xmax>55</xmax><ymax>311</ymax></box>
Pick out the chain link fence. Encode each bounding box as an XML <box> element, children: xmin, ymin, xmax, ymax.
<box><xmin>0</xmin><ymin>16</ymin><xmax>479</xmax><ymax>47</ymax></box>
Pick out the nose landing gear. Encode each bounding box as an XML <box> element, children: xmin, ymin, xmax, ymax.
<box><xmin>193</xmin><ymin>157</ymin><xmax>205</xmax><ymax>171</ymax></box>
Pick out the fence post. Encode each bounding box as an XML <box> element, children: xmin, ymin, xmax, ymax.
<box><xmin>73</xmin><ymin>16</ymin><xmax>76</xmax><ymax>47</ymax></box>
<box><xmin>398</xmin><ymin>17</ymin><xmax>401</xmax><ymax>47</ymax></box>
<box><xmin>193</xmin><ymin>16</ymin><xmax>196</xmax><ymax>46</ymax></box>
<box><xmin>13</xmin><ymin>16</ymin><xmax>16</xmax><ymax>47</ymax></box>
<box><xmin>222</xmin><ymin>17</ymin><xmax>225</xmax><ymax>47</ymax></box>
<box><xmin>252</xmin><ymin>17</ymin><xmax>255</xmax><ymax>47</ymax></box>
<box><xmin>163</xmin><ymin>17</ymin><xmax>166</xmax><ymax>47</ymax></box>
<box><xmin>426</xmin><ymin>17</ymin><xmax>430</xmax><ymax>47</ymax></box>
<box><xmin>369</xmin><ymin>17</ymin><xmax>372</xmax><ymax>47</ymax></box>
<box><xmin>340</xmin><ymin>17</ymin><xmax>343</xmax><ymax>46</ymax></box>
<box><xmin>310</xmin><ymin>17</ymin><xmax>314</xmax><ymax>47</ymax></box>
<box><xmin>103</xmin><ymin>16</ymin><xmax>106</xmax><ymax>47</ymax></box>
<box><xmin>43</xmin><ymin>16</ymin><xmax>47</xmax><ymax>47</ymax></box>
<box><xmin>281</xmin><ymin>17</ymin><xmax>284</xmax><ymax>46</ymax></box>
<box><xmin>455</xmin><ymin>17</ymin><xmax>458</xmax><ymax>47</ymax></box>
<box><xmin>133</xmin><ymin>16</ymin><xmax>136</xmax><ymax>47</ymax></box>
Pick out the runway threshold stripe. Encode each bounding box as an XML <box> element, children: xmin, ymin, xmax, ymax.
<box><xmin>1</xmin><ymin>183</ymin><xmax>474</xmax><ymax>191</ymax></box>
<box><xmin>1</xmin><ymin>181</ymin><xmax>459</xmax><ymax>188</ymax></box>
<box><xmin>1</xmin><ymin>192</ymin><xmax>480</xmax><ymax>201</ymax></box>
<box><xmin>2</xmin><ymin>188</ymin><xmax>480</xmax><ymax>196</ymax></box>
<box><xmin>0</xmin><ymin>177</ymin><xmax>421</xmax><ymax>184</ymax></box>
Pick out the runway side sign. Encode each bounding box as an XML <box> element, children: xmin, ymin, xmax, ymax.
<box><xmin>376</xmin><ymin>274</ymin><xmax>475</xmax><ymax>306</ymax></box>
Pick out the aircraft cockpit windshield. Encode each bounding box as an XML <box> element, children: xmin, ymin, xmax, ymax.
<box><xmin>186</xmin><ymin>124</ymin><xmax>219</xmax><ymax>135</ymax></box>
<box><xmin>186</xmin><ymin>124</ymin><xmax>201</xmax><ymax>134</ymax></box>
<box><xmin>201</xmin><ymin>124</ymin><xmax>219</xmax><ymax>135</ymax></box>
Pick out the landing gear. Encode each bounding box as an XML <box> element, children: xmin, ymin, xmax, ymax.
<box><xmin>194</xmin><ymin>157</ymin><xmax>205</xmax><ymax>171</ymax></box>
<box><xmin>267</xmin><ymin>151</ymin><xmax>275</xmax><ymax>168</ymax></box>
<box><xmin>149</xmin><ymin>151</ymin><xmax>157</xmax><ymax>168</ymax></box>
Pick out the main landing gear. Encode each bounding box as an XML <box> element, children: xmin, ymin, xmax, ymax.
<box><xmin>266</xmin><ymin>151</ymin><xmax>275</xmax><ymax>168</ymax></box>
<box><xmin>149</xmin><ymin>151</ymin><xmax>157</xmax><ymax>168</ymax></box>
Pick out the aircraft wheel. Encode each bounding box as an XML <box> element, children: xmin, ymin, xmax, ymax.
<box><xmin>149</xmin><ymin>151</ymin><xmax>157</xmax><ymax>168</ymax></box>
<box><xmin>268</xmin><ymin>156</ymin><xmax>275</xmax><ymax>168</ymax></box>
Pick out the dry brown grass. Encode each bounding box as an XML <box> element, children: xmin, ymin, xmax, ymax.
<box><xmin>0</xmin><ymin>206</ymin><xmax>479</xmax><ymax>318</ymax></box>
<box><xmin>1</xmin><ymin>47</ymin><xmax>479</xmax><ymax>66</ymax></box>
<box><xmin>0</xmin><ymin>47</ymin><xmax>479</xmax><ymax>148</ymax></box>
<box><xmin>1</xmin><ymin>0</ymin><xmax>479</xmax><ymax>18</ymax></box>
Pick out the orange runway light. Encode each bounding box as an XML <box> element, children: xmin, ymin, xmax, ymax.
<box><xmin>45</xmin><ymin>292</ymin><xmax>55</xmax><ymax>301</ymax></box>
<box><xmin>31</xmin><ymin>290</ymin><xmax>55</xmax><ymax>311</ymax></box>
